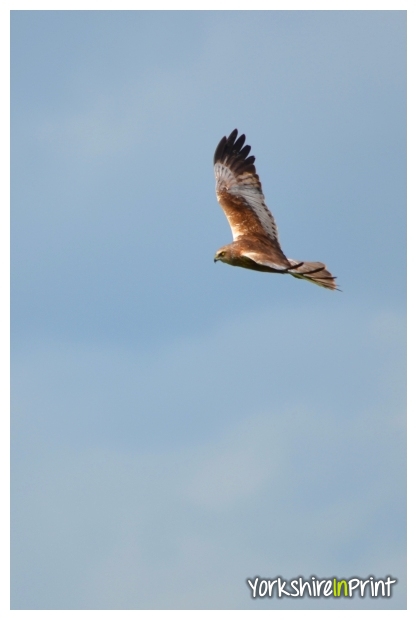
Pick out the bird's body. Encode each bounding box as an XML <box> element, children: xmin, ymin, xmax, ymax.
<box><xmin>213</xmin><ymin>129</ymin><xmax>338</xmax><ymax>290</ymax></box>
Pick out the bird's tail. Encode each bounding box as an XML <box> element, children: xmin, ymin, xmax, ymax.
<box><xmin>287</xmin><ymin>259</ymin><xmax>339</xmax><ymax>291</ymax></box>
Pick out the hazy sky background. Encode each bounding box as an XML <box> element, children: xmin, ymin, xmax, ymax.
<box><xmin>11</xmin><ymin>11</ymin><xmax>406</xmax><ymax>609</ymax></box>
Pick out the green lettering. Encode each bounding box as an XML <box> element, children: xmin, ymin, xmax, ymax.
<box><xmin>337</xmin><ymin>580</ymin><xmax>348</xmax><ymax>597</ymax></box>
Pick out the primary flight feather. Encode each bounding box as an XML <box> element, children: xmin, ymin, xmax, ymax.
<box><xmin>213</xmin><ymin>129</ymin><xmax>338</xmax><ymax>290</ymax></box>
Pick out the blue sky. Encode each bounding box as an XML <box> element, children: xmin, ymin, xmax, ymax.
<box><xmin>11</xmin><ymin>11</ymin><xmax>406</xmax><ymax>609</ymax></box>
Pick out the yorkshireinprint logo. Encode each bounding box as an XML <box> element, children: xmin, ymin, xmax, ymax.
<box><xmin>247</xmin><ymin>576</ymin><xmax>397</xmax><ymax>599</ymax></box>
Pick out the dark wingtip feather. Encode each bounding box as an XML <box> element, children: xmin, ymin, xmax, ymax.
<box><xmin>214</xmin><ymin>129</ymin><xmax>257</xmax><ymax>175</ymax></box>
<box><xmin>213</xmin><ymin>136</ymin><xmax>227</xmax><ymax>165</ymax></box>
<box><xmin>234</xmin><ymin>133</ymin><xmax>246</xmax><ymax>152</ymax></box>
<box><xmin>227</xmin><ymin>128</ymin><xmax>238</xmax><ymax>143</ymax></box>
<box><xmin>239</xmin><ymin>144</ymin><xmax>251</xmax><ymax>159</ymax></box>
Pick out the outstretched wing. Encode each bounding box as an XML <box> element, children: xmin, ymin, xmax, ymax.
<box><xmin>214</xmin><ymin>129</ymin><xmax>280</xmax><ymax>244</ymax></box>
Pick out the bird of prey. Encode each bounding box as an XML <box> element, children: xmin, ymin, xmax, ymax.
<box><xmin>213</xmin><ymin>129</ymin><xmax>338</xmax><ymax>290</ymax></box>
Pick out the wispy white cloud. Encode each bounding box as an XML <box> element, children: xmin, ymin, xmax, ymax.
<box><xmin>11</xmin><ymin>10</ymin><xmax>406</xmax><ymax>610</ymax></box>
<box><xmin>12</xmin><ymin>302</ymin><xmax>405</xmax><ymax>608</ymax></box>
<box><xmin>12</xmin><ymin>403</ymin><xmax>405</xmax><ymax>608</ymax></box>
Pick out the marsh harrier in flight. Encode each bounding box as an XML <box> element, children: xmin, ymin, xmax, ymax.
<box><xmin>213</xmin><ymin>129</ymin><xmax>338</xmax><ymax>290</ymax></box>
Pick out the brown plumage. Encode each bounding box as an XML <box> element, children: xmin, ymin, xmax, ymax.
<box><xmin>213</xmin><ymin>129</ymin><xmax>339</xmax><ymax>290</ymax></box>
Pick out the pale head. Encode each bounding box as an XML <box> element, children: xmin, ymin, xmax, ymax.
<box><xmin>214</xmin><ymin>245</ymin><xmax>234</xmax><ymax>265</ymax></box>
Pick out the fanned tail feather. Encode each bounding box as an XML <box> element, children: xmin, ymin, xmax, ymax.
<box><xmin>287</xmin><ymin>259</ymin><xmax>339</xmax><ymax>291</ymax></box>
